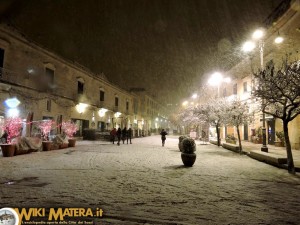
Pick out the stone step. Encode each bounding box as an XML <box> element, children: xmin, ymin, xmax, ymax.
<box><xmin>248</xmin><ymin>150</ymin><xmax>287</xmax><ymax>166</ymax></box>
<box><xmin>222</xmin><ymin>143</ymin><xmax>240</xmax><ymax>153</ymax></box>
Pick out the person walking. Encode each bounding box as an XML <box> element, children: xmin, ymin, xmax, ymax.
<box><xmin>110</xmin><ymin>128</ymin><xmax>117</xmax><ymax>144</ymax></box>
<box><xmin>127</xmin><ymin>127</ymin><xmax>132</xmax><ymax>144</ymax></box>
<box><xmin>122</xmin><ymin>127</ymin><xmax>127</xmax><ymax>144</ymax></box>
<box><xmin>160</xmin><ymin>129</ymin><xmax>168</xmax><ymax>147</ymax></box>
<box><xmin>116</xmin><ymin>128</ymin><xmax>122</xmax><ymax>146</ymax></box>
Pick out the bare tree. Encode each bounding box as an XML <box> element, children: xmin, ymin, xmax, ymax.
<box><xmin>176</xmin><ymin>105</ymin><xmax>202</xmax><ymax>135</ymax></box>
<box><xmin>194</xmin><ymin>98</ymin><xmax>228</xmax><ymax>146</ymax></box>
<box><xmin>224</xmin><ymin>98</ymin><xmax>254</xmax><ymax>153</ymax></box>
<box><xmin>252</xmin><ymin>60</ymin><xmax>300</xmax><ymax>174</ymax></box>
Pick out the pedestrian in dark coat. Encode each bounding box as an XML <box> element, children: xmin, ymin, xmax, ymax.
<box><xmin>110</xmin><ymin>128</ymin><xmax>117</xmax><ymax>144</ymax></box>
<box><xmin>160</xmin><ymin>129</ymin><xmax>168</xmax><ymax>147</ymax></box>
<box><xmin>122</xmin><ymin>127</ymin><xmax>127</xmax><ymax>144</ymax></box>
<box><xmin>127</xmin><ymin>128</ymin><xmax>132</xmax><ymax>144</ymax></box>
<box><xmin>116</xmin><ymin>128</ymin><xmax>122</xmax><ymax>146</ymax></box>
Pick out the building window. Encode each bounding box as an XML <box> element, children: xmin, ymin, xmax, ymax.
<box><xmin>100</xmin><ymin>90</ymin><xmax>105</xmax><ymax>101</ymax></box>
<box><xmin>126</xmin><ymin>100</ymin><xmax>129</xmax><ymax>110</ymax></box>
<box><xmin>233</xmin><ymin>83</ymin><xmax>237</xmax><ymax>95</ymax></box>
<box><xmin>243</xmin><ymin>82</ymin><xmax>247</xmax><ymax>93</ymax></box>
<box><xmin>115</xmin><ymin>97</ymin><xmax>119</xmax><ymax>107</ymax></box>
<box><xmin>45</xmin><ymin>67</ymin><xmax>54</xmax><ymax>85</ymax></box>
<box><xmin>78</xmin><ymin>81</ymin><xmax>84</xmax><ymax>94</ymax></box>
<box><xmin>46</xmin><ymin>100</ymin><xmax>51</xmax><ymax>112</ymax></box>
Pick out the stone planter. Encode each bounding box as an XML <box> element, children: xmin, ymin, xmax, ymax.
<box><xmin>68</xmin><ymin>139</ymin><xmax>76</xmax><ymax>147</ymax></box>
<box><xmin>59</xmin><ymin>143</ymin><xmax>69</xmax><ymax>149</ymax></box>
<box><xmin>1</xmin><ymin>144</ymin><xmax>16</xmax><ymax>157</ymax></box>
<box><xmin>15</xmin><ymin>148</ymin><xmax>29</xmax><ymax>155</ymax></box>
<box><xmin>42</xmin><ymin>141</ymin><xmax>52</xmax><ymax>151</ymax></box>
<box><xmin>181</xmin><ymin>153</ymin><xmax>196</xmax><ymax>167</ymax></box>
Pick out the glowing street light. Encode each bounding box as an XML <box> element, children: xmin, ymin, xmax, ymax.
<box><xmin>182</xmin><ymin>101</ymin><xmax>188</xmax><ymax>106</ymax></box>
<box><xmin>274</xmin><ymin>36</ymin><xmax>284</xmax><ymax>44</ymax></box>
<box><xmin>98</xmin><ymin>108</ymin><xmax>108</xmax><ymax>117</ymax></box>
<box><xmin>114</xmin><ymin>112</ymin><xmax>122</xmax><ymax>118</ymax></box>
<box><xmin>208</xmin><ymin>72</ymin><xmax>230</xmax><ymax>97</ymax></box>
<box><xmin>76</xmin><ymin>103</ymin><xmax>88</xmax><ymax>114</ymax></box>
<box><xmin>5</xmin><ymin>97</ymin><xmax>21</xmax><ymax>118</ymax></box>
<box><xmin>5</xmin><ymin>97</ymin><xmax>20</xmax><ymax>108</ymax></box>
<box><xmin>208</xmin><ymin>72</ymin><xmax>223</xmax><ymax>86</ymax></box>
<box><xmin>252</xmin><ymin>29</ymin><xmax>264</xmax><ymax>39</ymax></box>
<box><xmin>242</xmin><ymin>28</ymin><xmax>283</xmax><ymax>153</ymax></box>
<box><xmin>242</xmin><ymin>41</ymin><xmax>256</xmax><ymax>52</ymax></box>
<box><xmin>191</xmin><ymin>93</ymin><xmax>198</xmax><ymax>99</ymax></box>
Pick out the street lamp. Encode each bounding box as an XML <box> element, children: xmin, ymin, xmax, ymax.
<box><xmin>208</xmin><ymin>72</ymin><xmax>231</xmax><ymax>97</ymax></box>
<box><xmin>182</xmin><ymin>101</ymin><xmax>188</xmax><ymax>107</ymax></box>
<box><xmin>242</xmin><ymin>28</ymin><xmax>283</xmax><ymax>153</ymax></box>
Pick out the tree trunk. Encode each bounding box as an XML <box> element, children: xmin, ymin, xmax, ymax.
<box><xmin>236</xmin><ymin>125</ymin><xmax>242</xmax><ymax>154</ymax></box>
<box><xmin>283</xmin><ymin>120</ymin><xmax>295</xmax><ymax>174</ymax></box>
<box><xmin>216</xmin><ymin>123</ymin><xmax>220</xmax><ymax>147</ymax></box>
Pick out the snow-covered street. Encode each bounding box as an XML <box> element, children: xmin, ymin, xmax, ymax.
<box><xmin>1</xmin><ymin>135</ymin><xmax>300</xmax><ymax>225</ymax></box>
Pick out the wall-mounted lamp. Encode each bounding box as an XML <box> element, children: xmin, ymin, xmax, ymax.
<box><xmin>76</xmin><ymin>103</ymin><xmax>88</xmax><ymax>114</ymax></box>
<box><xmin>114</xmin><ymin>112</ymin><xmax>121</xmax><ymax>118</ymax></box>
<box><xmin>98</xmin><ymin>108</ymin><xmax>108</xmax><ymax>117</ymax></box>
<box><xmin>5</xmin><ymin>97</ymin><xmax>20</xmax><ymax>108</ymax></box>
<box><xmin>5</xmin><ymin>97</ymin><xmax>21</xmax><ymax>117</ymax></box>
<box><xmin>27</xmin><ymin>68</ymin><xmax>34</xmax><ymax>74</ymax></box>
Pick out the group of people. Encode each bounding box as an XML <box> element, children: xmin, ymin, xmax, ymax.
<box><xmin>110</xmin><ymin>127</ymin><xmax>132</xmax><ymax>145</ymax></box>
<box><xmin>110</xmin><ymin>127</ymin><xmax>168</xmax><ymax>147</ymax></box>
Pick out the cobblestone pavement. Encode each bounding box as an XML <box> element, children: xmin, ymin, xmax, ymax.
<box><xmin>1</xmin><ymin>136</ymin><xmax>300</xmax><ymax>225</ymax></box>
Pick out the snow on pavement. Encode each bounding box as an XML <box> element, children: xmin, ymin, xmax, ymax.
<box><xmin>0</xmin><ymin>135</ymin><xmax>300</xmax><ymax>225</ymax></box>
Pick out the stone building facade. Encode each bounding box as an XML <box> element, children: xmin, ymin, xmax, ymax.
<box><xmin>0</xmin><ymin>24</ymin><xmax>166</xmax><ymax>138</ymax></box>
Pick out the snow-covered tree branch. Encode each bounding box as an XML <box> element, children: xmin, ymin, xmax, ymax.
<box><xmin>252</xmin><ymin>59</ymin><xmax>300</xmax><ymax>174</ymax></box>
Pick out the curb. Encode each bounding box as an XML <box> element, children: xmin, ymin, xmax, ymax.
<box><xmin>247</xmin><ymin>150</ymin><xmax>300</xmax><ymax>172</ymax></box>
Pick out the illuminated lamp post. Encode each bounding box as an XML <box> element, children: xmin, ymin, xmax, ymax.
<box><xmin>242</xmin><ymin>28</ymin><xmax>284</xmax><ymax>152</ymax></box>
<box><xmin>208</xmin><ymin>72</ymin><xmax>230</xmax><ymax>97</ymax></box>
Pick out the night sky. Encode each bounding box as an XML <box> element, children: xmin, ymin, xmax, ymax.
<box><xmin>0</xmin><ymin>0</ymin><xmax>282</xmax><ymax>104</ymax></box>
